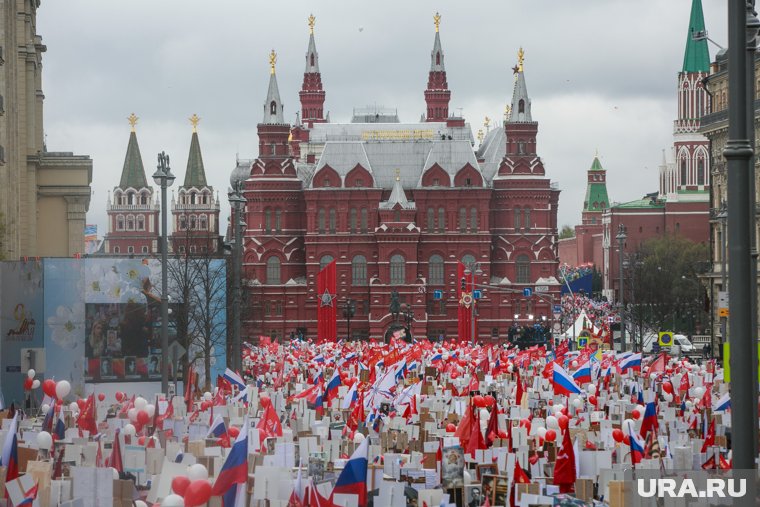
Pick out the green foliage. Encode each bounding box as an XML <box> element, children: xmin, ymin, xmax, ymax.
<box><xmin>559</xmin><ymin>225</ymin><xmax>575</xmax><ymax>240</ymax></box>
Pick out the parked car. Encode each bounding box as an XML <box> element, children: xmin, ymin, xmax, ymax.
<box><xmin>642</xmin><ymin>333</ymin><xmax>694</xmax><ymax>353</ymax></box>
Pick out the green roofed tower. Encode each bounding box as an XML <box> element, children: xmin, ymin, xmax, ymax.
<box><xmin>119</xmin><ymin>113</ymin><xmax>148</xmax><ymax>189</ymax></box>
<box><xmin>582</xmin><ymin>154</ymin><xmax>609</xmax><ymax>225</ymax></box>
<box><xmin>171</xmin><ymin>114</ymin><xmax>221</xmax><ymax>256</ymax></box>
<box><xmin>682</xmin><ymin>0</ymin><xmax>710</xmax><ymax>73</ymax></box>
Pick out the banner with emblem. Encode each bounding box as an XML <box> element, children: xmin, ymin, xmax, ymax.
<box><xmin>317</xmin><ymin>259</ymin><xmax>337</xmax><ymax>341</ymax></box>
<box><xmin>457</xmin><ymin>261</ymin><xmax>476</xmax><ymax>342</ymax></box>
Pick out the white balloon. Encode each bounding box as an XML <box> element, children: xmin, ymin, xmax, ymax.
<box><xmin>694</xmin><ymin>386</ymin><xmax>705</xmax><ymax>397</ymax></box>
<box><xmin>649</xmin><ymin>373</ymin><xmax>657</xmax><ymax>380</ymax></box>
<box><xmin>203</xmin><ymin>392</ymin><xmax>213</xmax><ymax>402</ymax></box>
<box><xmin>123</xmin><ymin>424</ymin><xmax>136</xmax><ymax>436</ymax></box>
<box><xmin>663</xmin><ymin>392</ymin><xmax>673</xmax><ymax>402</ymax></box>
<box><xmin>134</xmin><ymin>397</ymin><xmax>148</xmax><ymax>411</ymax></box>
<box><xmin>553</xmin><ymin>404</ymin><xmax>564</xmax><ymax>414</ymax></box>
<box><xmin>442</xmin><ymin>353</ymin><xmax>449</xmax><ymax>361</ymax></box>
<box><xmin>27</xmin><ymin>369</ymin><xmax>35</xmax><ymax>379</ymax></box>
<box><xmin>635</xmin><ymin>405</ymin><xmax>645</xmax><ymax>415</ymax></box>
<box><xmin>128</xmin><ymin>408</ymin><xmax>138</xmax><ymax>422</ymax></box>
<box><xmin>463</xmin><ymin>470</ymin><xmax>472</xmax><ymax>485</ymax></box>
<box><xmin>69</xmin><ymin>402</ymin><xmax>79</xmax><ymax>412</ymax></box>
<box><xmin>161</xmin><ymin>494</ymin><xmax>185</xmax><ymax>507</ymax></box>
<box><xmin>537</xmin><ymin>427</ymin><xmax>547</xmax><ymax>438</ymax></box>
<box><xmin>546</xmin><ymin>415</ymin><xmax>559</xmax><ymax>429</ymax></box>
<box><xmin>112</xmin><ymin>468</ymin><xmax>120</xmax><ymax>480</ymax></box>
<box><xmin>623</xmin><ymin>419</ymin><xmax>635</xmax><ymax>432</ymax></box>
<box><xmin>587</xmin><ymin>384</ymin><xmax>597</xmax><ymax>395</ymax></box>
<box><xmin>479</xmin><ymin>409</ymin><xmax>489</xmax><ymax>421</ymax></box>
<box><xmin>40</xmin><ymin>403</ymin><xmax>50</xmax><ymax>415</ymax></box>
<box><xmin>572</xmin><ymin>398</ymin><xmax>583</xmax><ymax>409</ymax></box>
<box><xmin>36</xmin><ymin>431</ymin><xmax>53</xmax><ymax>450</ymax></box>
<box><xmin>55</xmin><ymin>380</ymin><xmax>71</xmax><ymax>399</ymax></box>
<box><xmin>571</xmin><ymin>361</ymin><xmax>578</xmax><ymax>368</ymax></box>
<box><xmin>135</xmin><ymin>501</ymin><xmax>149</xmax><ymax>507</ymax></box>
<box><xmin>187</xmin><ymin>463</ymin><xmax>209</xmax><ymax>481</ymax></box>
<box><xmin>32</xmin><ymin>379</ymin><xmax>40</xmax><ymax>389</ymax></box>
<box><xmin>685</xmin><ymin>400</ymin><xmax>694</xmax><ymax>410</ymax></box>
<box><xmin>146</xmin><ymin>404</ymin><xmax>156</xmax><ymax>418</ymax></box>
<box><xmin>353</xmin><ymin>432</ymin><xmax>366</xmax><ymax>444</ymax></box>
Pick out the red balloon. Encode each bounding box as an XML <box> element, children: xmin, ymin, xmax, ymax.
<box><xmin>472</xmin><ymin>395</ymin><xmax>485</xmax><ymax>408</ymax></box>
<box><xmin>138</xmin><ymin>436</ymin><xmax>146</xmax><ymax>446</ymax></box>
<box><xmin>484</xmin><ymin>395</ymin><xmax>496</xmax><ymax>407</ymax></box>
<box><xmin>623</xmin><ymin>435</ymin><xmax>631</xmax><ymax>446</ymax></box>
<box><xmin>97</xmin><ymin>393</ymin><xmax>105</xmax><ymax>402</ymax></box>
<box><xmin>77</xmin><ymin>399</ymin><xmax>86</xmax><ymax>410</ymax></box>
<box><xmin>498</xmin><ymin>430</ymin><xmax>507</xmax><ymax>439</ymax></box>
<box><xmin>588</xmin><ymin>395</ymin><xmax>597</xmax><ymax>406</ymax></box>
<box><xmin>545</xmin><ymin>429</ymin><xmax>557</xmax><ymax>442</ymax></box>
<box><xmin>612</xmin><ymin>429</ymin><xmax>624</xmax><ymax>443</ymax></box>
<box><xmin>136</xmin><ymin>410</ymin><xmax>150</xmax><ymax>425</ymax></box>
<box><xmin>200</xmin><ymin>401</ymin><xmax>211</xmax><ymax>411</ymax></box>
<box><xmin>115</xmin><ymin>392</ymin><xmax>125</xmax><ymax>402</ymax></box>
<box><xmin>446</xmin><ymin>423</ymin><xmax>456</xmax><ymax>432</ymax></box>
<box><xmin>520</xmin><ymin>418</ymin><xmax>531</xmax><ymax>434</ymax></box>
<box><xmin>558</xmin><ymin>415</ymin><xmax>569</xmax><ymax>430</ymax></box>
<box><xmin>42</xmin><ymin>379</ymin><xmax>56</xmax><ymax>397</ymax></box>
<box><xmin>450</xmin><ymin>371</ymin><xmax>459</xmax><ymax>379</ymax></box>
<box><xmin>228</xmin><ymin>427</ymin><xmax>240</xmax><ymax>439</ymax></box>
<box><xmin>184</xmin><ymin>479</ymin><xmax>212</xmax><ymax>507</ymax></box>
<box><xmin>260</xmin><ymin>395</ymin><xmax>271</xmax><ymax>408</ymax></box>
<box><xmin>23</xmin><ymin>377</ymin><xmax>33</xmax><ymax>391</ymax></box>
<box><xmin>171</xmin><ymin>475</ymin><xmax>191</xmax><ymax>496</ymax></box>
<box><xmin>662</xmin><ymin>382</ymin><xmax>673</xmax><ymax>394</ymax></box>
<box><xmin>631</xmin><ymin>409</ymin><xmax>641</xmax><ymax>420</ymax></box>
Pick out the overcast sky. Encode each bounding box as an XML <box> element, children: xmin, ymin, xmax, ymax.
<box><xmin>37</xmin><ymin>0</ymin><xmax>728</xmax><ymax>236</ymax></box>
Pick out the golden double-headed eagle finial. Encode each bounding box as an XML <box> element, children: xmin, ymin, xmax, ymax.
<box><xmin>127</xmin><ymin>113</ymin><xmax>138</xmax><ymax>132</ymax></box>
<box><xmin>518</xmin><ymin>47</ymin><xmax>525</xmax><ymax>73</ymax></box>
<box><xmin>395</xmin><ymin>168</ymin><xmax>401</xmax><ymax>181</ymax></box>
<box><xmin>477</xmin><ymin>129</ymin><xmax>484</xmax><ymax>144</ymax></box>
<box><xmin>269</xmin><ymin>50</ymin><xmax>277</xmax><ymax>75</ymax></box>
<box><xmin>434</xmin><ymin>12</ymin><xmax>441</xmax><ymax>32</ymax></box>
<box><xmin>308</xmin><ymin>14</ymin><xmax>316</xmax><ymax>34</ymax></box>
<box><xmin>484</xmin><ymin>116</ymin><xmax>491</xmax><ymax>130</ymax></box>
<box><xmin>189</xmin><ymin>114</ymin><xmax>201</xmax><ymax>133</ymax></box>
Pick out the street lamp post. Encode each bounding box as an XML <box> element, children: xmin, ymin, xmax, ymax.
<box><xmin>616</xmin><ymin>224</ymin><xmax>627</xmax><ymax>353</ymax></box>
<box><xmin>152</xmin><ymin>151</ymin><xmax>175</xmax><ymax>395</ymax></box>
<box><xmin>228</xmin><ymin>183</ymin><xmax>246</xmax><ymax>372</ymax></box>
<box><xmin>716</xmin><ymin>203</ymin><xmax>728</xmax><ymax>357</ymax></box>
<box><xmin>463</xmin><ymin>262</ymin><xmax>483</xmax><ymax>345</ymax></box>
<box><xmin>343</xmin><ymin>298</ymin><xmax>355</xmax><ymax>341</ymax></box>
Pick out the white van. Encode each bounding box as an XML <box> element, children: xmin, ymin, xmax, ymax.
<box><xmin>641</xmin><ymin>333</ymin><xmax>693</xmax><ymax>353</ymax></box>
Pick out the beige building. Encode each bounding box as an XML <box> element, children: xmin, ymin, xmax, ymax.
<box><xmin>0</xmin><ymin>0</ymin><xmax>91</xmax><ymax>259</ymax></box>
<box><xmin>701</xmin><ymin>50</ymin><xmax>760</xmax><ymax>350</ymax></box>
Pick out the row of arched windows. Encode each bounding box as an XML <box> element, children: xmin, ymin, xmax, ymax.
<box><xmin>116</xmin><ymin>214</ymin><xmax>146</xmax><ymax>231</ymax></box>
<box><xmin>317</xmin><ymin>208</ymin><xmax>369</xmax><ymax>234</ymax></box>
<box><xmin>178</xmin><ymin>214</ymin><xmax>208</xmax><ymax>231</ymax></box>
<box><xmin>114</xmin><ymin>190</ymin><xmax>150</xmax><ymax>206</ymax></box>
<box><xmin>179</xmin><ymin>190</ymin><xmax>211</xmax><ymax>205</ymax></box>
<box><xmin>112</xmin><ymin>245</ymin><xmax>149</xmax><ymax>254</ymax></box>
<box><xmin>678</xmin><ymin>156</ymin><xmax>707</xmax><ymax>187</ymax></box>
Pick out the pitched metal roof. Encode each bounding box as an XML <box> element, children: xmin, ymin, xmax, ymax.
<box><xmin>476</xmin><ymin>126</ymin><xmax>506</xmax><ymax>182</ymax></box>
<box><xmin>305</xmin><ymin>33</ymin><xmax>320</xmax><ymax>73</ymax></box>
<box><xmin>380</xmin><ymin>175</ymin><xmax>415</xmax><ymax>209</ymax></box>
<box><xmin>682</xmin><ymin>0</ymin><xmax>710</xmax><ymax>73</ymax></box>
<box><xmin>263</xmin><ymin>73</ymin><xmax>285</xmax><ymax>124</ymax></box>
<box><xmin>430</xmin><ymin>31</ymin><xmax>445</xmax><ymax>72</ymax></box>
<box><xmin>118</xmin><ymin>131</ymin><xmax>148</xmax><ymax>190</ymax></box>
<box><xmin>509</xmin><ymin>70</ymin><xmax>532</xmax><ymax>123</ymax></box>
<box><xmin>183</xmin><ymin>131</ymin><xmax>208</xmax><ymax>188</ymax></box>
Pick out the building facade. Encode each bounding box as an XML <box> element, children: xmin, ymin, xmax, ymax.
<box><xmin>233</xmin><ymin>16</ymin><xmax>561</xmax><ymax>342</ymax></box>
<box><xmin>0</xmin><ymin>0</ymin><xmax>92</xmax><ymax>258</ymax></box>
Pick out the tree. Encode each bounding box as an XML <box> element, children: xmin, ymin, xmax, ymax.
<box><xmin>559</xmin><ymin>225</ymin><xmax>575</xmax><ymax>240</ymax></box>
<box><xmin>190</xmin><ymin>255</ymin><xmax>227</xmax><ymax>391</ymax></box>
<box><xmin>629</xmin><ymin>235</ymin><xmax>709</xmax><ymax>344</ymax></box>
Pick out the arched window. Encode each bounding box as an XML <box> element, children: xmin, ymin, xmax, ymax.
<box><xmin>427</xmin><ymin>207</ymin><xmax>434</xmax><ymax>233</ymax></box>
<box><xmin>319</xmin><ymin>255</ymin><xmax>334</xmax><ymax>271</ymax></box>
<box><xmin>199</xmin><ymin>215</ymin><xmax>208</xmax><ymax>230</ymax></box>
<box><xmin>189</xmin><ymin>215</ymin><xmax>197</xmax><ymax>230</ymax></box>
<box><xmin>697</xmin><ymin>158</ymin><xmax>705</xmax><ymax>185</ymax></box>
<box><xmin>516</xmin><ymin>254</ymin><xmax>530</xmax><ymax>283</ymax></box>
<box><xmin>117</xmin><ymin>215</ymin><xmax>125</xmax><ymax>231</ymax></box>
<box><xmin>438</xmin><ymin>207</ymin><xmax>445</xmax><ymax>232</ymax></box>
<box><xmin>264</xmin><ymin>209</ymin><xmax>272</xmax><ymax>233</ymax></box>
<box><xmin>429</xmin><ymin>254</ymin><xmax>444</xmax><ymax>285</ymax></box>
<box><xmin>680</xmin><ymin>158</ymin><xmax>687</xmax><ymax>186</ymax></box>
<box><xmin>128</xmin><ymin>246</ymin><xmax>134</xmax><ymax>254</ymax></box>
<box><xmin>137</xmin><ymin>215</ymin><xmax>145</xmax><ymax>231</ymax></box>
<box><xmin>458</xmin><ymin>207</ymin><xmax>467</xmax><ymax>232</ymax></box>
<box><xmin>310</xmin><ymin>53</ymin><xmax>315</xmax><ymax>67</ymax></box>
<box><xmin>349</xmin><ymin>208</ymin><xmax>357</xmax><ymax>233</ymax></box>
<box><xmin>266</xmin><ymin>257</ymin><xmax>281</xmax><ymax>284</ymax></box>
<box><xmin>352</xmin><ymin>255</ymin><xmax>367</xmax><ymax>286</ymax></box>
<box><xmin>142</xmin><ymin>246</ymin><xmax>148</xmax><ymax>253</ymax></box>
<box><xmin>140</xmin><ymin>193</ymin><xmax>147</xmax><ymax>205</ymax></box>
<box><xmin>275</xmin><ymin>209</ymin><xmax>281</xmax><ymax>232</ymax></box>
<box><xmin>462</xmin><ymin>254</ymin><xmax>476</xmax><ymax>270</ymax></box>
<box><xmin>127</xmin><ymin>192</ymin><xmax>134</xmax><ymax>205</ymax></box>
<box><xmin>270</xmin><ymin>101</ymin><xmax>277</xmax><ymax>115</ymax></box>
<box><xmin>518</xmin><ymin>99</ymin><xmax>525</xmax><ymax>114</ymax></box>
<box><xmin>524</xmin><ymin>207</ymin><xmax>531</xmax><ymax>231</ymax></box>
<box><xmin>470</xmin><ymin>207</ymin><xmax>478</xmax><ymax>231</ymax></box>
<box><xmin>190</xmin><ymin>193</ymin><xmax>196</xmax><ymax>205</ymax></box>
<box><xmin>390</xmin><ymin>254</ymin><xmax>405</xmax><ymax>285</ymax></box>
<box><xmin>317</xmin><ymin>208</ymin><xmax>326</xmax><ymax>234</ymax></box>
<box><xmin>360</xmin><ymin>208</ymin><xmax>368</xmax><ymax>233</ymax></box>
<box><xmin>514</xmin><ymin>207</ymin><xmax>522</xmax><ymax>231</ymax></box>
<box><xmin>436</xmin><ymin>52</ymin><xmax>440</xmax><ymax>65</ymax></box>
<box><xmin>329</xmin><ymin>209</ymin><xmax>336</xmax><ymax>233</ymax></box>
<box><xmin>179</xmin><ymin>215</ymin><xmax>186</xmax><ymax>230</ymax></box>
<box><xmin>113</xmin><ymin>246</ymin><xmax>120</xmax><ymax>254</ymax></box>
<box><xmin>126</xmin><ymin>215</ymin><xmax>135</xmax><ymax>231</ymax></box>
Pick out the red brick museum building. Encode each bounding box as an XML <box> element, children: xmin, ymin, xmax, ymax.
<box><xmin>232</xmin><ymin>17</ymin><xmax>561</xmax><ymax>341</ymax></box>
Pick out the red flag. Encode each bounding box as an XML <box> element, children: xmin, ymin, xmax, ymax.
<box><xmin>510</xmin><ymin>458</ymin><xmax>531</xmax><ymax>507</ymax></box>
<box><xmin>515</xmin><ymin>375</ymin><xmax>524</xmax><ymax>405</ymax></box>
<box><xmin>465</xmin><ymin>406</ymin><xmax>486</xmax><ymax>458</ymax></box>
<box><xmin>76</xmin><ymin>394</ymin><xmax>98</xmax><ymax>436</ymax></box>
<box><xmin>155</xmin><ymin>399</ymin><xmax>174</xmax><ymax>429</ymax></box>
<box><xmin>553</xmin><ymin>429</ymin><xmax>576</xmax><ymax>492</ymax></box>
<box><xmin>679</xmin><ymin>372</ymin><xmax>690</xmax><ymax>393</ymax></box>
<box><xmin>256</xmin><ymin>404</ymin><xmax>283</xmax><ymax>447</ymax></box>
<box><xmin>185</xmin><ymin>366</ymin><xmax>197</xmax><ymax>412</ymax></box>
<box><xmin>648</xmin><ymin>353</ymin><xmax>666</xmax><ymax>375</ymax></box>
<box><xmin>486</xmin><ymin>403</ymin><xmax>500</xmax><ymax>448</ymax></box>
<box><xmin>108</xmin><ymin>429</ymin><xmax>123</xmax><ymax>473</ymax></box>
<box><xmin>317</xmin><ymin>260</ymin><xmax>338</xmax><ymax>341</ymax></box>
<box><xmin>454</xmin><ymin>402</ymin><xmax>474</xmax><ymax>449</ymax></box>
<box><xmin>457</xmin><ymin>262</ymin><xmax>477</xmax><ymax>342</ymax></box>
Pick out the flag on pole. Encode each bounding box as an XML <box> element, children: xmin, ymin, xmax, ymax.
<box><xmin>317</xmin><ymin>260</ymin><xmax>338</xmax><ymax>341</ymax></box>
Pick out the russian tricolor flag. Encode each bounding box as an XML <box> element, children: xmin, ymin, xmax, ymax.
<box><xmin>430</xmin><ymin>352</ymin><xmax>442</xmax><ymax>363</ymax></box>
<box><xmin>572</xmin><ymin>360</ymin><xmax>592</xmax><ymax>385</ymax></box>
<box><xmin>325</xmin><ymin>371</ymin><xmax>342</xmax><ymax>405</ymax></box>
<box><xmin>713</xmin><ymin>393</ymin><xmax>731</xmax><ymax>412</ymax></box>
<box><xmin>54</xmin><ymin>404</ymin><xmax>66</xmax><ymax>441</ymax></box>
<box><xmin>332</xmin><ymin>435</ymin><xmax>369</xmax><ymax>505</ymax></box>
<box><xmin>223</xmin><ymin>368</ymin><xmax>246</xmax><ymax>390</ymax></box>
<box><xmin>207</xmin><ymin>415</ymin><xmax>228</xmax><ymax>438</ymax></box>
<box><xmin>620</xmin><ymin>353</ymin><xmax>642</xmax><ymax>372</ymax></box>
<box><xmin>640</xmin><ymin>402</ymin><xmax>658</xmax><ymax>436</ymax></box>
<box><xmin>0</xmin><ymin>413</ymin><xmax>19</xmax><ymax>485</ymax></box>
<box><xmin>626</xmin><ymin>421</ymin><xmax>645</xmax><ymax>464</ymax></box>
<box><xmin>553</xmin><ymin>363</ymin><xmax>583</xmax><ymax>395</ymax></box>
<box><xmin>313</xmin><ymin>354</ymin><xmax>325</xmax><ymax>364</ymax></box>
<box><xmin>342</xmin><ymin>382</ymin><xmax>359</xmax><ymax>410</ymax></box>
<box><xmin>211</xmin><ymin>417</ymin><xmax>249</xmax><ymax>506</ymax></box>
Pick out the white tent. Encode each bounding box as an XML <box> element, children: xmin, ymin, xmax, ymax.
<box><xmin>562</xmin><ymin>310</ymin><xmax>601</xmax><ymax>338</ymax></box>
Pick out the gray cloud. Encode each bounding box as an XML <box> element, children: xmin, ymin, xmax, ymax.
<box><xmin>38</xmin><ymin>0</ymin><xmax>728</xmax><ymax>236</ymax></box>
